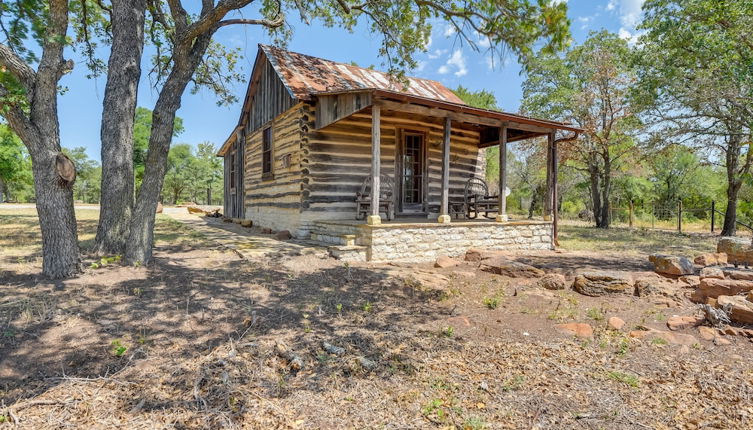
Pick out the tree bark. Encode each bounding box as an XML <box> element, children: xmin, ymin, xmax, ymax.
<box><xmin>94</xmin><ymin>0</ymin><xmax>146</xmax><ymax>255</ymax></box>
<box><xmin>125</xmin><ymin>33</ymin><xmax>214</xmax><ymax>265</ymax></box>
<box><xmin>721</xmin><ymin>180</ymin><xmax>741</xmax><ymax>236</ymax></box>
<box><xmin>0</xmin><ymin>0</ymin><xmax>80</xmax><ymax>278</ymax></box>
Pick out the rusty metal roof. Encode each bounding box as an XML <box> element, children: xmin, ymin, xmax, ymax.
<box><xmin>261</xmin><ymin>44</ymin><xmax>465</xmax><ymax>104</ymax></box>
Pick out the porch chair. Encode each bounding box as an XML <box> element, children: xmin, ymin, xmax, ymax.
<box><xmin>356</xmin><ymin>175</ymin><xmax>395</xmax><ymax>221</ymax></box>
<box><xmin>464</xmin><ymin>177</ymin><xmax>499</xmax><ymax>219</ymax></box>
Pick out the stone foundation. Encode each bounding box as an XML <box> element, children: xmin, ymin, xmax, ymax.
<box><xmin>312</xmin><ymin>220</ymin><xmax>553</xmax><ymax>262</ymax></box>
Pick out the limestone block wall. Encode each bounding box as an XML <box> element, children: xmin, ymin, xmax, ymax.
<box><xmin>361</xmin><ymin>222</ymin><xmax>553</xmax><ymax>262</ymax></box>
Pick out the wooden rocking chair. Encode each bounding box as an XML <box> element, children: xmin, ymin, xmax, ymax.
<box><xmin>464</xmin><ymin>177</ymin><xmax>499</xmax><ymax>219</ymax></box>
<box><xmin>356</xmin><ymin>175</ymin><xmax>395</xmax><ymax>221</ymax></box>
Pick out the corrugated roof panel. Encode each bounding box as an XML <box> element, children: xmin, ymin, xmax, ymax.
<box><xmin>260</xmin><ymin>44</ymin><xmax>465</xmax><ymax>105</ymax></box>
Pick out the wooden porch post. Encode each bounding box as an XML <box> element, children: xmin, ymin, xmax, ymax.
<box><xmin>543</xmin><ymin>132</ymin><xmax>554</xmax><ymax>221</ymax></box>
<box><xmin>367</xmin><ymin>104</ymin><xmax>382</xmax><ymax>225</ymax></box>
<box><xmin>438</xmin><ymin>117</ymin><xmax>452</xmax><ymax>223</ymax></box>
<box><xmin>496</xmin><ymin>125</ymin><xmax>508</xmax><ymax>222</ymax></box>
<box><xmin>552</xmin><ymin>136</ymin><xmax>559</xmax><ymax>245</ymax></box>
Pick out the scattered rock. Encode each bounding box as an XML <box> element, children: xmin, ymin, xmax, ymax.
<box><xmin>649</xmin><ymin>254</ymin><xmax>694</xmax><ymax>276</ymax></box>
<box><xmin>187</xmin><ymin>206</ymin><xmax>206</xmax><ymax>214</ymax></box>
<box><xmin>261</xmin><ymin>227</ymin><xmax>273</xmax><ymax>234</ymax></box>
<box><xmin>536</xmin><ymin>273</ymin><xmax>566</xmax><ymax>290</ymax></box>
<box><xmin>652</xmin><ymin>329</ymin><xmax>699</xmax><ymax>346</ymax></box>
<box><xmin>714</xmin><ymin>337</ymin><xmax>731</xmax><ymax>346</ymax></box>
<box><xmin>717</xmin><ymin>237</ymin><xmax>753</xmax><ymax>265</ymax></box>
<box><xmin>275</xmin><ymin>230</ymin><xmax>292</xmax><ymax>240</ymax></box>
<box><xmin>679</xmin><ymin>275</ymin><xmax>701</xmax><ymax>288</ymax></box>
<box><xmin>694</xmin><ymin>252</ymin><xmax>727</xmax><ymax>266</ymax></box>
<box><xmin>678</xmin><ymin>345</ymin><xmax>690</xmax><ymax>354</ymax></box>
<box><xmin>722</xmin><ymin>268</ymin><xmax>753</xmax><ymax>281</ymax></box>
<box><xmin>607</xmin><ymin>316</ymin><xmax>625</xmax><ymax>330</ymax></box>
<box><xmin>699</xmin><ymin>267</ymin><xmax>724</xmax><ymax>280</ymax></box>
<box><xmin>275</xmin><ymin>343</ymin><xmax>303</xmax><ymax>370</ymax></box>
<box><xmin>357</xmin><ymin>356</ymin><xmax>377</xmax><ymax>371</ymax></box>
<box><xmin>698</xmin><ymin>326</ymin><xmax>716</xmax><ymax>341</ymax></box>
<box><xmin>435</xmin><ymin>255</ymin><xmax>461</xmax><ymax>268</ymax></box>
<box><xmin>748</xmin><ymin>291</ymin><xmax>753</xmax><ymax>302</ymax></box>
<box><xmin>480</xmin><ymin>257</ymin><xmax>544</xmax><ymax>278</ymax></box>
<box><xmin>241</xmin><ymin>219</ymin><xmax>253</xmax><ymax>228</ymax></box>
<box><xmin>156</xmin><ymin>202</ymin><xmax>163</xmax><ymax>214</ymax></box>
<box><xmin>666</xmin><ymin>315</ymin><xmax>705</xmax><ymax>331</ymax></box>
<box><xmin>634</xmin><ymin>278</ymin><xmax>676</xmax><ymax>297</ymax></box>
<box><xmin>555</xmin><ymin>323</ymin><xmax>593</xmax><ymax>339</ymax></box>
<box><xmin>716</xmin><ymin>295</ymin><xmax>753</xmax><ymax>324</ymax></box>
<box><xmin>691</xmin><ymin>278</ymin><xmax>753</xmax><ymax>302</ymax></box>
<box><xmin>464</xmin><ymin>248</ymin><xmax>501</xmax><ymax>262</ymax></box>
<box><xmin>322</xmin><ymin>342</ymin><xmax>345</xmax><ymax>356</ymax></box>
<box><xmin>573</xmin><ymin>271</ymin><xmax>633</xmax><ymax>296</ymax></box>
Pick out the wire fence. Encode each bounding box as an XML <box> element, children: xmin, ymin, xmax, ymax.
<box><xmin>559</xmin><ymin>200</ymin><xmax>753</xmax><ymax>236</ymax></box>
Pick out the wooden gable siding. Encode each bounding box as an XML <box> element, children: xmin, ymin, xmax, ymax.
<box><xmin>246</xmin><ymin>55</ymin><xmax>297</xmax><ymax>135</ymax></box>
<box><xmin>300</xmin><ymin>103</ymin><xmax>485</xmax><ymax>214</ymax></box>
<box><xmin>244</xmin><ymin>103</ymin><xmax>307</xmax><ymax>213</ymax></box>
<box><xmin>315</xmin><ymin>92</ymin><xmax>372</xmax><ymax>129</ymax></box>
<box><xmin>223</xmin><ymin>132</ymin><xmax>245</xmax><ymax>219</ymax></box>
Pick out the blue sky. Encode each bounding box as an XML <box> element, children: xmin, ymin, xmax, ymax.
<box><xmin>57</xmin><ymin>0</ymin><xmax>645</xmax><ymax>161</ymax></box>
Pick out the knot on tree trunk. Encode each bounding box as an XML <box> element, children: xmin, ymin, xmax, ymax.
<box><xmin>55</xmin><ymin>152</ymin><xmax>76</xmax><ymax>186</ymax></box>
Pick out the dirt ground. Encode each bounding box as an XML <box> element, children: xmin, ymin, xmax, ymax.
<box><xmin>1</xmin><ymin>208</ymin><xmax>752</xmax><ymax>429</ymax></box>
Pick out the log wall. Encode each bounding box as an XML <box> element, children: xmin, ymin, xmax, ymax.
<box><xmin>300</xmin><ymin>102</ymin><xmax>485</xmax><ymax>223</ymax></box>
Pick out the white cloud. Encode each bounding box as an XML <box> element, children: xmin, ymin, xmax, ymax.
<box><xmin>484</xmin><ymin>56</ymin><xmax>495</xmax><ymax>71</ymax></box>
<box><xmin>415</xmin><ymin>60</ymin><xmax>426</xmax><ymax>72</ymax></box>
<box><xmin>606</xmin><ymin>0</ymin><xmax>618</xmax><ymax>11</ymax></box>
<box><xmin>442</xmin><ymin>49</ymin><xmax>468</xmax><ymax>77</ymax></box>
<box><xmin>423</xmin><ymin>32</ymin><xmax>433</xmax><ymax>50</ymax></box>
<box><xmin>474</xmin><ymin>31</ymin><xmax>491</xmax><ymax>48</ymax></box>
<box><xmin>427</xmin><ymin>48</ymin><xmax>447</xmax><ymax>59</ymax></box>
<box><xmin>607</xmin><ymin>0</ymin><xmax>645</xmax><ymax>28</ymax></box>
<box><xmin>618</xmin><ymin>27</ymin><xmax>640</xmax><ymax>45</ymax></box>
<box><xmin>443</xmin><ymin>24</ymin><xmax>456</xmax><ymax>37</ymax></box>
<box><xmin>549</xmin><ymin>0</ymin><xmax>568</xmax><ymax>4</ymax></box>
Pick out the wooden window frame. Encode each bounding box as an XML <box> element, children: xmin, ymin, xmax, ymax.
<box><xmin>229</xmin><ymin>151</ymin><xmax>236</xmax><ymax>191</ymax></box>
<box><xmin>262</xmin><ymin>125</ymin><xmax>274</xmax><ymax>181</ymax></box>
<box><xmin>395</xmin><ymin>127</ymin><xmax>430</xmax><ymax>214</ymax></box>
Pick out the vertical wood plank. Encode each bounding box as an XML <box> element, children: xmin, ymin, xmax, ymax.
<box><xmin>552</xmin><ymin>137</ymin><xmax>559</xmax><ymax>243</ymax></box>
<box><xmin>370</xmin><ymin>104</ymin><xmax>381</xmax><ymax>219</ymax></box>
<box><xmin>544</xmin><ymin>132</ymin><xmax>554</xmax><ymax>221</ymax></box>
<box><xmin>441</xmin><ymin>117</ymin><xmax>451</xmax><ymax>216</ymax></box>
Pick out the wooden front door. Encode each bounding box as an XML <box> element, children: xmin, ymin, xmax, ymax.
<box><xmin>398</xmin><ymin>131</ymin><xmax>426</xmax><ymax>213</ymax></box>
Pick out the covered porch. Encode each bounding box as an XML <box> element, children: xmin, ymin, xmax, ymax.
<box><xmin>308</xmin><ymin>88</ymin><xmax>581</xmax><ymax>261</ymax></box>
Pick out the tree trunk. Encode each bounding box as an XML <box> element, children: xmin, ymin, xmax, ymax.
<box><xmin>94</xmin><ymin>0</ymin><xmax>146</xmax><ymax>255</ymax></box>
<box><xmin>206</xmin><ymin>187</ymin><xmax>211</xmax><ymax>205</ymax></box>
<box><xmin>0</xmin><ymin>178</ymin><xmax>6</xmax><ymax>202</ymax></box>
<box><xmin>589</xmin><ymin>165</ymin><xmax>602</xmax><ymax>227</ymax></box>
<box><xmin>125</xmin><ymin>34</ymin><xmax>214</xmax><ymax>265</ymax></box>
<box><xmin>721</xmin><ymin>180</ymin><xmax>741</xmax><ymax>236</ymax></box>
<box><xmin>595</xmin><ymin>156</ymin><xmax>611</xmax><ymax>229</ymax></box>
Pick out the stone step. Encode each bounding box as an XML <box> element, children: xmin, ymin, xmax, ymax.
<box><xmin>328</xmin><ymin>245</ymin><xmax>367</xmax><ymax>262</ymax></box>
<box><xmin>310</xmin><ymin>231</ymin><xmax>358</xmax><ymax>246</ymax></box>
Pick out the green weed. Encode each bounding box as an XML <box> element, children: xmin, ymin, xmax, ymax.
<box><xmin>607</xmin><ymin>371</ymin><xmax>639</xmax><ymax>388</ymax></box>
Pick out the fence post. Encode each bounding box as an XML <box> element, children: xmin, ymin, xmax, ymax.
<box><xmin>677</xmin><ymin>200</ymin><xmax>682</xmax><ymax>233</ymax></box>
<box><xmin>651</xmin><ymin>202</ymin><xmax>655</xmax><ymax>229</ymax></box>
<box><xmin>711</xmin><ymin>200</ymin><xmax>715</xmax><ymax>233</ymax></box>
<box><xmin>629</xmin><ymin>199</ymin><xmax>634</xmax><ymax>229</ymax></box>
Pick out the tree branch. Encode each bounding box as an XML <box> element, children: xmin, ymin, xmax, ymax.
<box><xmin>0</xmin><ymin>43</ymin><xmax>36</xmax><ymax>91</ymax></box>
<box><xmin>217</xmin><ymin>17</ymin><xmax>284</xmax><ymax>28</ymax></box>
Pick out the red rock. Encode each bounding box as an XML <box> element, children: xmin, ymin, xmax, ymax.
<box><xmin>722</xmin><ymin>269</ymin><xmax>753</xmax><ymax>281</ymax></box>
<box><xmin>698</xmin><ymin>326</ymin><xmax>716</xmax><ymax>341</ymax></box>
<box><xmin>537</xmin><ymin>273</ymin><xmax>566</xmax><ymax>290</ymax></box>
<box><xmin>679</xmin><ymin>275</ymin><xmax>701</xmax><ymax>288</ymax></box>
<box><xmin>694</xmin><ymin>278</ymin><xmax>753</xmax><ymax>301</ymax></box>
<box><xmin>241</xmin><ymin>219</ymin><xmax>253</xmax><ymax>227</ymax></box>
<box><xmin>573</xmin><ymin>271</ymin><xmax>633</xmax><ymax>296</ymax></box>
<box><xmin>555</xmin><ymin>323</ymin><xmax>593</xmax><ymax>339</ymax></box>
<box><xmin>435</xmin><ymin>255</ymin><xmax>461</xmax><ymax>268</ymax></box>
<box><xmin>717</xmin><ymin>295</ymin><xmax>753</xmax><ymax>324</ymax></box>
<box><xmin>699</xmin><ymin>267</ymin><xmax>724</xmax><ymax>280</ymax></box>
<box><xmin>607</xmin><ymin>316</ymin><xmax>625</xmax><ymax>330</ymax></box>
<box><xmin>480</xmin><ymin>257</ymin><xmax>544</xmax><ymax>278</ymax></box>
<box><xmin>261</xmin><ymin>227</ymin><xmax>273</xmax><ymax>234</ymax></box>
<box><xmin>649</xmin><ymin>254</ymin><xmax>694</xmax><ymax>276</ymax></box>
<box><xmin>714</xmin><ymin>337</ymin><xmax>731</xmax><ymax>346</ymax></box>
<box><xmin>275</xmin><ymin>230</ymin><xmax>292</xmax><ymax>240</ymax></box>
<box><xmin>464</xmin><ymin>248</ymin><xmax>502</xmax><ymax>262</ymax></box>
<box><xmin>694</xmin><ymin>253</ymin><xmax>727</xmax><ymax>266</ymax></box>
<box><xmin>630</xmin><ymin>328</ymin><xmax>698</xmax><ymax>345</ymax></box>
<box><xmin>156</xmin><ymin>202</ymin><xmax>163</xmax><ymax>214</ymax></box>
<box><xmin>667</xmin><ymin>315</ymin><xmax>705</xmax><ymax>331</ymax></box>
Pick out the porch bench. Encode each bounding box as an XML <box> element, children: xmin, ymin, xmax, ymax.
<box><xmin>356</xmin><ymin>175</ymin><xmax>395</xmax><ymax>221</ymax></box>
<box><xmin>464</xmin><ymin>177</ymin><xmax>499</xmax><ymax>219</ymax></box>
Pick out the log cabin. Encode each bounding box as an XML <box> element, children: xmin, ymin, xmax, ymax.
<box><xmin>217</xmin><ymin>45</ymin><xmax>581</xmax><ymax>262</ymax></box>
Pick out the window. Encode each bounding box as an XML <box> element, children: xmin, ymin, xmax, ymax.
<box><xmin>229</xmin><ymin>152</ymin><xmax>236</xmax><ymax>190</ymax></box>
<box><xmin>262</xmin><ymin>127</ymin><xmax>273</xmax><ymax>178</ymax></box>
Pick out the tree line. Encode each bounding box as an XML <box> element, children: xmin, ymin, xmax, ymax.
<box><xmin>0</xmin><ymin>110</ymin><xmax>223</xmax><ymax>206</ymax></box>
<box><xmin>457</xmin><ymin>0</ymin><xmax>751</xmax><ymax>236</ymax></box>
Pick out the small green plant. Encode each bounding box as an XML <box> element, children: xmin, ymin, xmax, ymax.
<box><xmin>132</xmin><ymin>287</ymin><xmax>143</xmax><ymax>297</ymax></box>
<box><xmin>482</xmin><ymin>296</ymin><xmax>500</xmax><ymax>309</ymax></box>
<box><xmin>362</xmin><ymin>301</ymin><xmax>373</xmax><ymax>312</ymax></box>
<box><xmin>586</xmin><ymin>307</ymin><xmax>604</xmax><ymax>321</ymax></box>
<box><xmin>442</xmin><ymin>326</ymin><xmax>454</xmax><ymax>337</ymax></box>
<box><xmin>335</xmin><ymin>303</ymin><xmax>343</xmax><ymax>314</ymax></box>
<box><xmin>501</xmin><ymin>375</ymin><xmax>525</xmax><ymax>391</ymax></box>
<box><xmin>464</xmin><ymin>416</ymin><xmax>487</xmax><ymax>430</ymax></box>
<box><xmin>651</xmin><ymin>337</ymin><xmax>668</xmax><ymax>346</ymax></box>
<box><xmin>616</xmin><ymin>338</ymin><xmax>630</xmax><ymax>356</ymax></box>
<box><xmin>421</xmin><ymin>398</ymin><xmax>446</xmax><ymax>421</ymax></box>
<box><xmin>607</xmin><ymin>371</ymin><xmax>639</xmax><ymax>388</ymax></box>
<box><xmin>110</xmin><ymin>339</ymin><xmax>127</xmax><ymax>357</ymax></box>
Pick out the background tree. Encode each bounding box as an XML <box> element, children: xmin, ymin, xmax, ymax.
<box><xmin>63</xmin><ymin>147</ymin><xmax>101</xmax><ymax>204</ymax></box>
<box><xmin>452</xmin><ymin>85</ymin><xmax>502</xmax><ymax>186</ymax></box>
<box><xmin>521</xmin><ymin>31</ymin><xmax>641</xmax><ymax>228</ymax></box>
<box><xmin>0</xmin><ymin>0</ymin><xmax>82</xmax><ymax>278</ymax></box>
<box><xmin>133</xmin><ymin>107</ymin><xmax>184</xmax><ymax>192</ymax></box>
<box><xmin>161</xmin><ymin>144</ymin><xmax>194</xmax><ymax>204</ymax></box>
<box><xmin>0</xmin><ymin>124</ymin><xmax>34</xmax><ymax>202</ymax></box>
<box><xmin>194</xmin><ymin>142</ymin><xmax>223</xmax><ymax>205</ymax></box>
<box><xmin>636</xmin><ymin>0</ymin><xmax>753</xmax><ymax>235</ymax></box>
<box><xmin>124</xmin><ymin>0</ymin><xmax>573</xmax><ymax>265</ymax></box>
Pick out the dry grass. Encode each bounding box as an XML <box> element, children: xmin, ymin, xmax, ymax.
<box><xmin>1</xmin><ymin>208</ymin><xmax>753</xmax><ymax>429</ymax></box>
